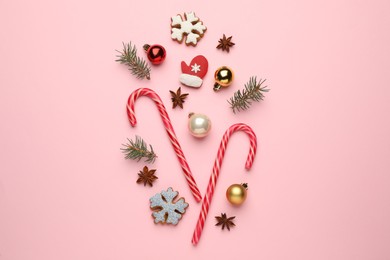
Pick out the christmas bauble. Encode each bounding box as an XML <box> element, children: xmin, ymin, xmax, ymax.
<box><xmin>188</xmin><ymin>113</ymin><xmax>211</xmax><ymax>138</ymax></box>
<box><xmin>226</xmin><ymin>183</ymin><xmax>248</xmax><ymax>205</ymax></box>
<box><xmin>213</xmin><ymin>66</ymin><xmax>234</xmax><ymax>91</ymax></box>
<box><xmin>143</xmin><ymin>44</ymin><xmax>166</xmax><ymax>65</ymax></box>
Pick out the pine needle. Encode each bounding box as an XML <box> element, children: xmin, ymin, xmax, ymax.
<box><xmin>115</xmin><ymin>42</ymin><xmax>151</xmax><ymax>80</ymax></box>
<box><xmin>228</xmin><ymin>77</ymin><xmax>269</xmax><ymax>113</ymax></box>
<box><xmin>121</xmin><ymin>136</ymin><xmax>157</xmax><ymax>163</ymax></box>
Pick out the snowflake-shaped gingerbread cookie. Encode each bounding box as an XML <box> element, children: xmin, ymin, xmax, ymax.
<box><xmin>150</xmin><ymin>187</ymin><xmax>189</xmax><ymax>225</ymax></box>
<box><xmin>171</xmin><ymin>12</ymin><xmax>207</xmax><ymax>46</ymax></box>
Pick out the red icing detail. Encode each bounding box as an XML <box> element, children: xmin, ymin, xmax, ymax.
<box><xmin>180</xmin><ymin>55</ymin><xmax>208</xmax><ymax>79</ymax></box>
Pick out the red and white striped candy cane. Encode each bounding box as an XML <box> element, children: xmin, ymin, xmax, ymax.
<box><xmin>127</xmin><ymin>88</ymin><xmax>202</xmax><ymax>202</ymax></box>
<box><xmin>192</xmin><ymin>123</ymin><xmax>257</xmax><ymax>245</ymax></box>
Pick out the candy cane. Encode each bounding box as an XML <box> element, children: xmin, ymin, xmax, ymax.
<box><xmin>127</xmin><ymin>88</ymin><xmax>202</xmax><ymax>202</ymax></box>
<box><xmin>192</xmin><ymin>123</ymin><xmax>257</xmax><ymax>245</ymax></box>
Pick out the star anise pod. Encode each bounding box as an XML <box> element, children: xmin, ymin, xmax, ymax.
<box><xmin>216</xmin><ymin>34</ymin><xmax>235</xmax><ymax>53</ymax></box>
<box><xmin>136</xmin><ymin>166</ymin><xmax>158</xmax><ymax>187</ymax></box>
<box><xmin>215</xmin><ymin>213</ymin><xmax>236</xmax><ymax>231</ymax></box>
<box><xmin>169</xmin><ymin>87</ymin><xmax>189</xmax><ymax>109</ymax></box>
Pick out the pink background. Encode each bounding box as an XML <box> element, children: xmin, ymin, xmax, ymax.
<box><xmin>1</xmin><ymin>0</ymin><xmax>390</xmax><ymax>259</ymax></box>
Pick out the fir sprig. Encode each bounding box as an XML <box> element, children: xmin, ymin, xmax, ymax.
<box><xmin>121</xmin><ymin>136</ymin><xmax>157</xmax><ymax>163</ymax></box>
<box><xmin>116</xmin><ymin>42</ymin><xmax>151</xmax><ymax>80</ymax></box>
<box><xmin>228</xmin><ymin>77</ymin><xmax>269</xmax><ymax>113</ymax></box>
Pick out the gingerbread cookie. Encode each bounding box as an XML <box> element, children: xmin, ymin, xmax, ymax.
<box><xmin>179</xmin><ymin>55</ymin><xmax>208</xmax><ymax>88</ymax></box>
<box><xmin>171</xmin><ymin>12</ymin><xmax>207</xmax><ymax>46</ymax></box>
<box><xmin>150</xmin><ymin>187</ymin><xmax>188</xmax><ymax>225</ymax></box>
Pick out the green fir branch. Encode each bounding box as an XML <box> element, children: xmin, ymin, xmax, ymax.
<box><xmin>121</xmin><ymin>136</ymin><xmax>157</xmax><ymax>163</ymax></box>
<box><xmin>115</xmin><ymin>42</ymin><xmax>151</xmax><ymax>80</ymax></box>
<box><xmin>228</xmin><ymin>77</ymin><xmax>269</xmax><ymax>113</ymax></box>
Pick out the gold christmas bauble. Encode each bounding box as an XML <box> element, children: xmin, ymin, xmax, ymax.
<box><xmin>226</xmin><ymin>183</ymin><xmax>248</xmax><ymax>205</ymax></box>
<box><xmin>213</xmin><ymin>66</ymin><xmax>234</xmax><ymax>91</ymax></box>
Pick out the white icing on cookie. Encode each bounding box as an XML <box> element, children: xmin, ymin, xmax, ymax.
<box><xmin>179</xmin><ymin>74</ymin><xmax>203</xmax><ymax>88</ymax></box>
<box><xmin>171</xmin><ymin>12</ymin><xmax>206</xmax><ymax>46</ymax></box>
<box><xmin>191</xmin><ymin>64</ymin><xmax>201</xmax><ymax>73</ymax></box>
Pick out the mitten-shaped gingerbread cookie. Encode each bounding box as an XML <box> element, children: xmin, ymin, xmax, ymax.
<box><xmin>179</xmin><ymin>55</ymin><xmax>208</xmax><ymax>88</ymax></box>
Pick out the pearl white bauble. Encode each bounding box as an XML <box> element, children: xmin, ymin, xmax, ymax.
<box><xmin>188</xmin><ymin>113</ymin><xmax>212</xmax><ymax>138</ymax></box>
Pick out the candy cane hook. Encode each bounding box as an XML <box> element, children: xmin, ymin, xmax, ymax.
<box><xmin>127</xmin><ymin>88</ymin><xmax>202</xmax><ymax>202</ymax></box>
<box><xmin>192</xmin><ymin>123</ymin><xmax>257</xmax><ymax>245</ymax></box>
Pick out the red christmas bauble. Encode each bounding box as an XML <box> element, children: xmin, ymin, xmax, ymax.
<box><xmin>143</xmin><ymin>44</ymin><xmax>166</xmax><ymax>65</ymax></box>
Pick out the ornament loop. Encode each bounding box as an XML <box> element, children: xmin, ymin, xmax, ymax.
<box><xmin>143</xmin><ymin>44</ymin><xmax>150</xmax><ymax>51</ymax></box>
